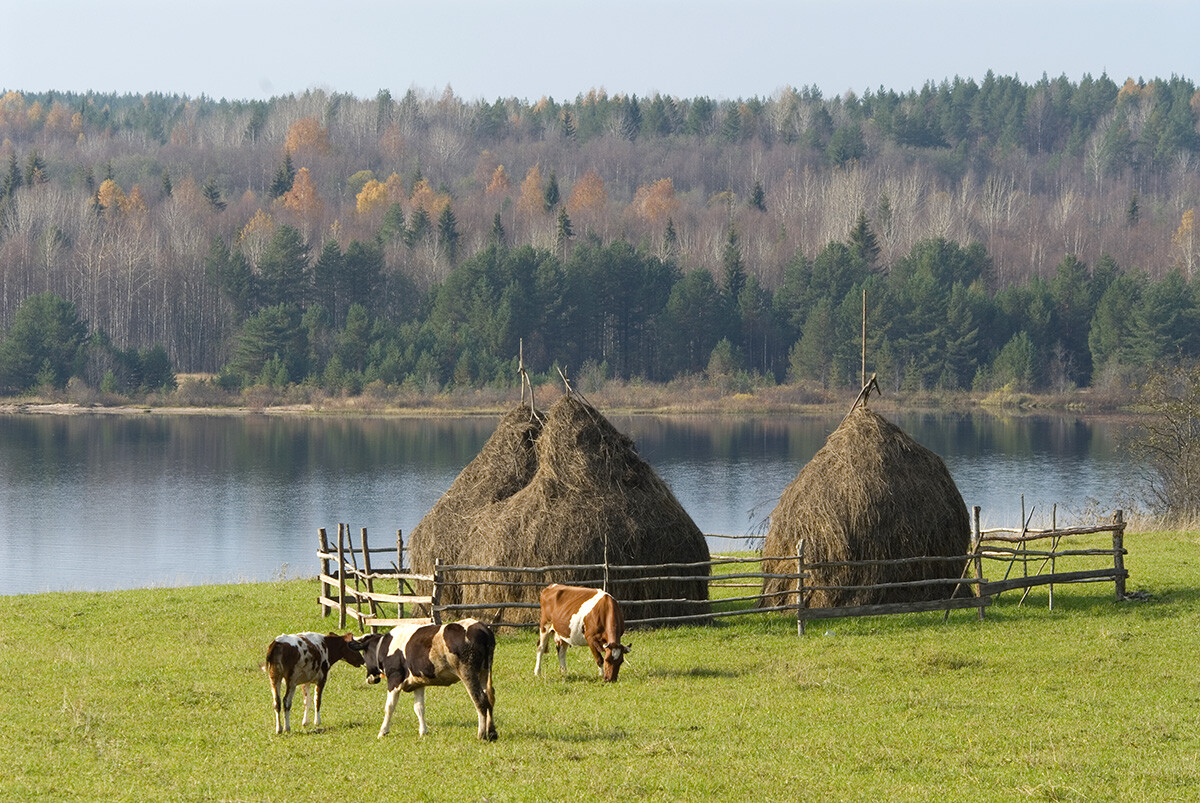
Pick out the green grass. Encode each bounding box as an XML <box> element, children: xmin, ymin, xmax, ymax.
<box><xmin>3</xmin><ymin>531</ymin><xmax>1199</xmax><ymax>802</ymax></box>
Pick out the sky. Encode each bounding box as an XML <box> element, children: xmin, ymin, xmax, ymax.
<box><xmin>3</xmin><ymin>1</ymin><xmax>1199</xmax><ymax>103</ymax></box>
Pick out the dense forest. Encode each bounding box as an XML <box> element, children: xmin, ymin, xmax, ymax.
<box><xmin>0</xmin><ymin>72</ymin><xmax>1198</xmax><ymax>397</ymax></box>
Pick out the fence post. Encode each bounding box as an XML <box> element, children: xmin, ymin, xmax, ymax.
<box><xmin>396</xmin><ymin>529</ymin><xmax>405</xmax><ymax>619</ymax></box>
<box><xmin>431</xmin><ymin>558</ymin><xmax>443</xmax><ymax>626</ymax></box>
<box><xmin>973</xmin><ymin>506</ymin><xmax>985</xmax><ymax>621</ymax></box>
<box><xmin>1113</xmin><ymin>509</ymin><xmax>1126</xmax><ymax>600</ymax></box>
<box><xmin>337</xmin><ymin>524</ymin><xmax>347</xmax><ymax>630</ymax></box>
<box><xmin>796</xmin><ymin>539</ymin><xmax>806</xmax><ymax>637</ymax></box>
<box><xmin>318</xmin><ymin>527</ymin><xmax>330</xmax><ymax>617</ymax></box>
<box><xmin>361</xmin><ymin>527</ymin><xmax>379</xmax><ymax>625</ymax></box>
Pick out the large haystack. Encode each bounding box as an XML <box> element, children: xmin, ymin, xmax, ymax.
<box><xmin>411</xmin><ymin>394</ymin><xmax>710</xmax><ymax>623</ymax></box>
<box><xmin>407</xmin><ymin>405</ymin><xmax>543</xmax><ymax>593</ymax></box>
<box><xmin>761</xmin><ymin>406</ymin><xmax>970</xmax><ymax>608</ymax></box>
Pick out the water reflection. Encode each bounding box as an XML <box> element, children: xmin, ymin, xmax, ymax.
<box><xmin>0</xmin><ymin>410</ymin><xmax>1136</xmax><ymax>595</ymax></box>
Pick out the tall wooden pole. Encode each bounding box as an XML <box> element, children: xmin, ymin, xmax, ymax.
<box><xmin>861</xmin><ymin>288</ymin><xmax>867</xmax><ymax>389</ymax></box>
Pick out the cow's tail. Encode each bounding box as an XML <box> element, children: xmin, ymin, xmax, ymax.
<box><xmin>261</xmin><ymin>640</ymin><xmax>281</xmax><ymax>674</ymax></box>
<box><xmin>482</xmin><ymin>631</ymin><xmax>496</xmax><ymax>707</ymax></box>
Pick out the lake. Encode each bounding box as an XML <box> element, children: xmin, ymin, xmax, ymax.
<box><xmin>0</xmin><ymin>409</ymin><xmax>1139</xmax><ymax>595</ymax></box>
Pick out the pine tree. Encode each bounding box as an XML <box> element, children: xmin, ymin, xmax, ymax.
<box><xmin>749</xmin><ymin>180</ymin><xmax>766</xmax><ymax>212</ymax></box>
<box><xmin>160</xmin><ymin>170</ymin><xmax>172</xmax><ymax>197</ymax></box>
<box><xmin>202</xmin><ymin>177</ymin><xmax>226</xmax><ymax>211</ymax></box>
<box><xmin>2</xmin><ymin>153</ymin><xmax>21</xmax><ymax>200</ymax></box>
<box><xmin>543</xmin><ymin>169</ymin><xmax>560</xmax><ymax>211</ymax></box>
<box><xmin>437</xmin><ymin>204</ymin><xmax>460</xmax><ymax>265</ymax></box>
<box><xmin>849</xmin><ymin>210</ymin><xmax>880</xmax><ymax>268</ymax></box>
<box><xmin>24</xmin><ymin>150</ymin><xmax>47</xmax><ymax>186</ymax></box>
<box><xmin>721</xmin><ymin>227</ymin><xmax>747</xmax><ymax>301</ymax></box>
<box><xmin>269</xmin><ymin>152</ymin><xmax>296</xmax><ymax>199</ymax></box>
<box><xmin>622</xmin><ymin>96</ymin><xmax>642</xmax><ymax>141</ymax></box>
<box><xmin>491</xmin><ymin>212</ymin><xmax>506</xmax><ymax>248</ymax></box>
<box><xmin>556</xmin><ymin>207</ymin><xmax>574</xmax><ymax>257</ymax></box>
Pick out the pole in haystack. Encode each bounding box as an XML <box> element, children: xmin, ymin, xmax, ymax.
<box><xmin>862</xmin><ymin>287</ymin><xmax>867</xmax><ymax>390</ymax></box>
<box><xmin>518</xmin><ymin>339</ymin><xmax>536</xmax><ymax>421</ymax></box>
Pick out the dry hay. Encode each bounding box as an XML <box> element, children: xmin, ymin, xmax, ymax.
<box><xmin>406</xmin><ymin>404</ymin><xmax>543</xmax><ymax>602</ymax></box>
<box><xmin>409</xmin><ymin>394</ymin><xmax>710</xmax><ymax>623</ymax></box>
<box><xmin>761</xmin><ymin>406</ymin><xmax>970</xmax><ymax>608</ymax></box>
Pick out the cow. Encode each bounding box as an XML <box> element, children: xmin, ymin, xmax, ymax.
<box><xmin>350</xmin><ymin>619</ymin><xmax>497</xmax><ymax>740</ymax></box>
<box><xmin>535</xmin><ymin>583</ymin><xmax>631</xmax><ymax>682</ymax></box>
<box><xmin>262</xmin><ymin>631</ymin><xmax>365</xmax><ymax>734</ymax></box>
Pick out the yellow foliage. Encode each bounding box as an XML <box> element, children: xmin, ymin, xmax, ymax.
<box><xmin>517</xmin><ymin>165</ymin><xmax>545</xmax><ymax>218</ymax></box>
<box><xmin>96</xmin><ymin>179</ymin><xmax>127</xmax><ymax>214</ymax></box>
<box><xmin>26</xmin><ymin>101</ymin><xmax>44</xmax><ymax>126</ymax></box>
<box><xmin>0</xmin><ymin>91</ymin><xmax>25</xmax><ymax>125</ymax></box>
<box><xmin>486</xmin><ymin>165</ymin><xmax>510</xmax><ymax>196</ymax></box>
<box><xmin>567</xmin><ymin>170</ymin><xmax>607</xmax><ymax>216</ymax></box>
<box><xmin>281</xmin><ymin>167</ymin><xmax>324</xmax><ymax>219</ymax></box>
<box><xmin>410</xmin><ymin>178</ymin><xmax>449</xmax><ymax>217</ymax></box>
<box><xmin>356</xmin><ymin>179</ymin><xmax>389</xmax><ymax>216</ymax></box>
<box><xmin>285</xmin><ymin>117</ymin><xmax>330</xmax><ymax>155</ymax></box>
<box><xmin>121</xmin><ymin>184</ymin><xmax>148</xmax><ymax>217</ymax></box>
<box><xmin>44</xmin><ymin>102</ymin><xmax>71</xmax><ymax>133</ymax></box>
<box><xmin>239</xmin><ymin>208</ymin><xmax>275</xmax><ymax>244</ymax></box>
<box><xmin>1117</xmin><ymin>78</ymin><xmax>1143</xmax><ymax>103</ymax></box>
<box><xmin>631</xmin><ymin>178</ymin><xmax>679</xmax><ymax>225</ymax></box>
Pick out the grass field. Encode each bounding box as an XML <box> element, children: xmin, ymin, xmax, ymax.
<box><xmin>2</xmin><ymin>529</ymin><xmax>1198</xmax><ymax>802</ymax></box>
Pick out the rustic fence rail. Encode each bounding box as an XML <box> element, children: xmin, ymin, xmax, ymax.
<box><xmin>316</xmin><ymin>525</ymin><xmax>430</xmax><ymax>630</ymax></box>
<box><xmin>317</xmin><ymin>509</ymin><xmax>1129</xmax><ymax>634</ymax></box>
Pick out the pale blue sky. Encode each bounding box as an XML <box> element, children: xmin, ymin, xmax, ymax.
<box><xmin>3</xmin><ymin>1</ymin><xmax>1198</xmax><ymax>102</ymax></box>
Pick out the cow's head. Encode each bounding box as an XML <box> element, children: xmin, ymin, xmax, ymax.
<box><xmin>329</xmin><ymin>632</ymin><xmax>367</xmax><ymax>668</ymax></box>
<box><xmin>349</xmin><ymin>633</ymin><xmax>385</xmax><ymax>684</ymax></box>
<box><xmin>601</xmin><ymin>641</ymin><xmax>631</xmax><ymax>682</ymax></box>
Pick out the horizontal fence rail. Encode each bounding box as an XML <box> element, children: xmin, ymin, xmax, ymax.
<box><xmin>317</xmin><ymin>509</ymin><xmax>1129</xmax><ymax>635</ymax></box>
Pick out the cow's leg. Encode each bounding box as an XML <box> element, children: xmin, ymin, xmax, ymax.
<box><xmin>300</xmin><ymin>684</ymin><xmax>312</xmax><ymax>727</ymax></box>
<box><xmin>281</xmin><ymin>681</ymin><xmax>298</xmax><ymax>733</ymax></box>
<box><xmin>556</xmin><ymin>638</ymin><xmax>569</xmax><ymax>675</ymax></box>
<box><xmin>462</xmin><ymin>673</ymin><xmax>498</xmax><ymax>741</ymax></box>
<box><xmin>378</xmin><ymin>687</ymin><xmax>400</xmax><ymax>738</ymax></box>
<box><xmin>589</xmin><ymin>642</ymin><xmax>605</xmax><ymax>676</ymax></box>
<box><xmin>270</xmin><ymin>678</ymin><xmax>285</xmax><ymax>734</ymax></box>
<box><xmin>534</xmin><ymin>626</ymin><xmax>554</xmax><ymax>676</ymax></box>
<box><xmin>311</xmin><ymin>679</ymin><xmax>325</xmax><ymax>727</ymax></box>
<box><xmin>412</xmin><ymin>687</ymin><xmax>428</xmax><ymax>736</ymax></box>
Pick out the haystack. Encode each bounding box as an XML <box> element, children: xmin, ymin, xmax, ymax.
<box><xmin>410</xmin><ymin>393</ymin><xmax>710</xmax><ymax>623</ymax></box>
<box><xmin>406</xmin><ymin>404</ymin><xmax>543</xmax><ymax>601</ymax></box>
<box><xmin>760</xmin><ymin>406</ymin><xmax>970</xmax><ymax>608</ymax></box>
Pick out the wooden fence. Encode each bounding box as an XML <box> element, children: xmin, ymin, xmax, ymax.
<box><xmin>971</xmin><ymin>506</ymin><xmax>1128</xmax><ymax>610</ymax></box>
<box><xmin>316</xmin><ymin>525</ymin><xmax>431</xmax><ymax>630</ymax></box>
<box><xmin>316</xmin><ymin>510</ymin><xmax>1129</xmax><ymax>635</ymax></box>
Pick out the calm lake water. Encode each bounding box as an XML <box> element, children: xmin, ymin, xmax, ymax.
<box><xmin>0</xmin><ymin>410</ymin><xmax>1139</xmax><ymax>595</ymax></box>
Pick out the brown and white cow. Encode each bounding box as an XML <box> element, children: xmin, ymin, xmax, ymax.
<box><xmin>262</xmin><ymin>631</ymin><xmax>365</xmax><ymax>734</ymax></box>
<box><xmin>535</xmin><ymin>583</ymin><xmax>631</xmax><ymax>682</ymax></box>
<box><xmin>350</xmin><ymin>618</ymin><xmax>497</xmax><ymax>740</ymax></box>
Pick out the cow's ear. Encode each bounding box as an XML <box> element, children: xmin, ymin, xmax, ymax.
<box><xmin>624</xmin><ymin>642</ymin><xmax>632</xmax><ymax>654</ymax></box>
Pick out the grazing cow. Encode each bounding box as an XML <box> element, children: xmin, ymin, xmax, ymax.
<box><xmin>351</xmin><ymin>619</ymin><xmax>497</xmax><ymax>740</ymax></box>
<box><xmin>535</xmin><ymin>584</ymin><xmax>631</xmax><ymax>682</ymax></box>
<box><xmin>262</xmin><ymin>631</ymin><xmax>365</xmax><ymax>734</ymax></box>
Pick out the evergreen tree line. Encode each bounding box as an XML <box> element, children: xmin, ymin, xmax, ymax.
<box><xmin>202</xmin><ymin>214</ymin><xmax>1199</xmax><ymax>396</ymax></box>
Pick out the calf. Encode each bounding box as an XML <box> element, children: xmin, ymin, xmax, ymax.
<box><xmin>535</xmin><ymin>583</ymin><xmax>631</xmax><ymax>682</ymax></box>
<box><xmin>351</xmin><ymin>619</ymin><xmax>497</xmax><ymax>740</ymax></box>
<box><xmin>262</xmin><ymin>631</ymin><xmax>365</xmax><ymax>734</ymax></box>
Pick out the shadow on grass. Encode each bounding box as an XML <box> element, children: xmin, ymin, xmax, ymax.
<box><xmin>646</xmin><ymin>666</ymin><xmax>745</xmax><ymax>680</ymax></box>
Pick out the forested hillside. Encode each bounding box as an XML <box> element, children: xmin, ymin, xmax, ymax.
<box><xmin>0</xmin><ymin>73</ymin><xmax>1197</xmax><ymax>397</ymax></box>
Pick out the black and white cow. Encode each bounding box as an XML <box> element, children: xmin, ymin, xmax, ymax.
<box><xmin>262</xmin><ymin>631</ymin><xmax>365</xmax><ymax>734</ymax></box>
<box><xmin>351</xmin><ymin>619</ymin><xmax>497</xmax><ymax>740</ymax></box>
